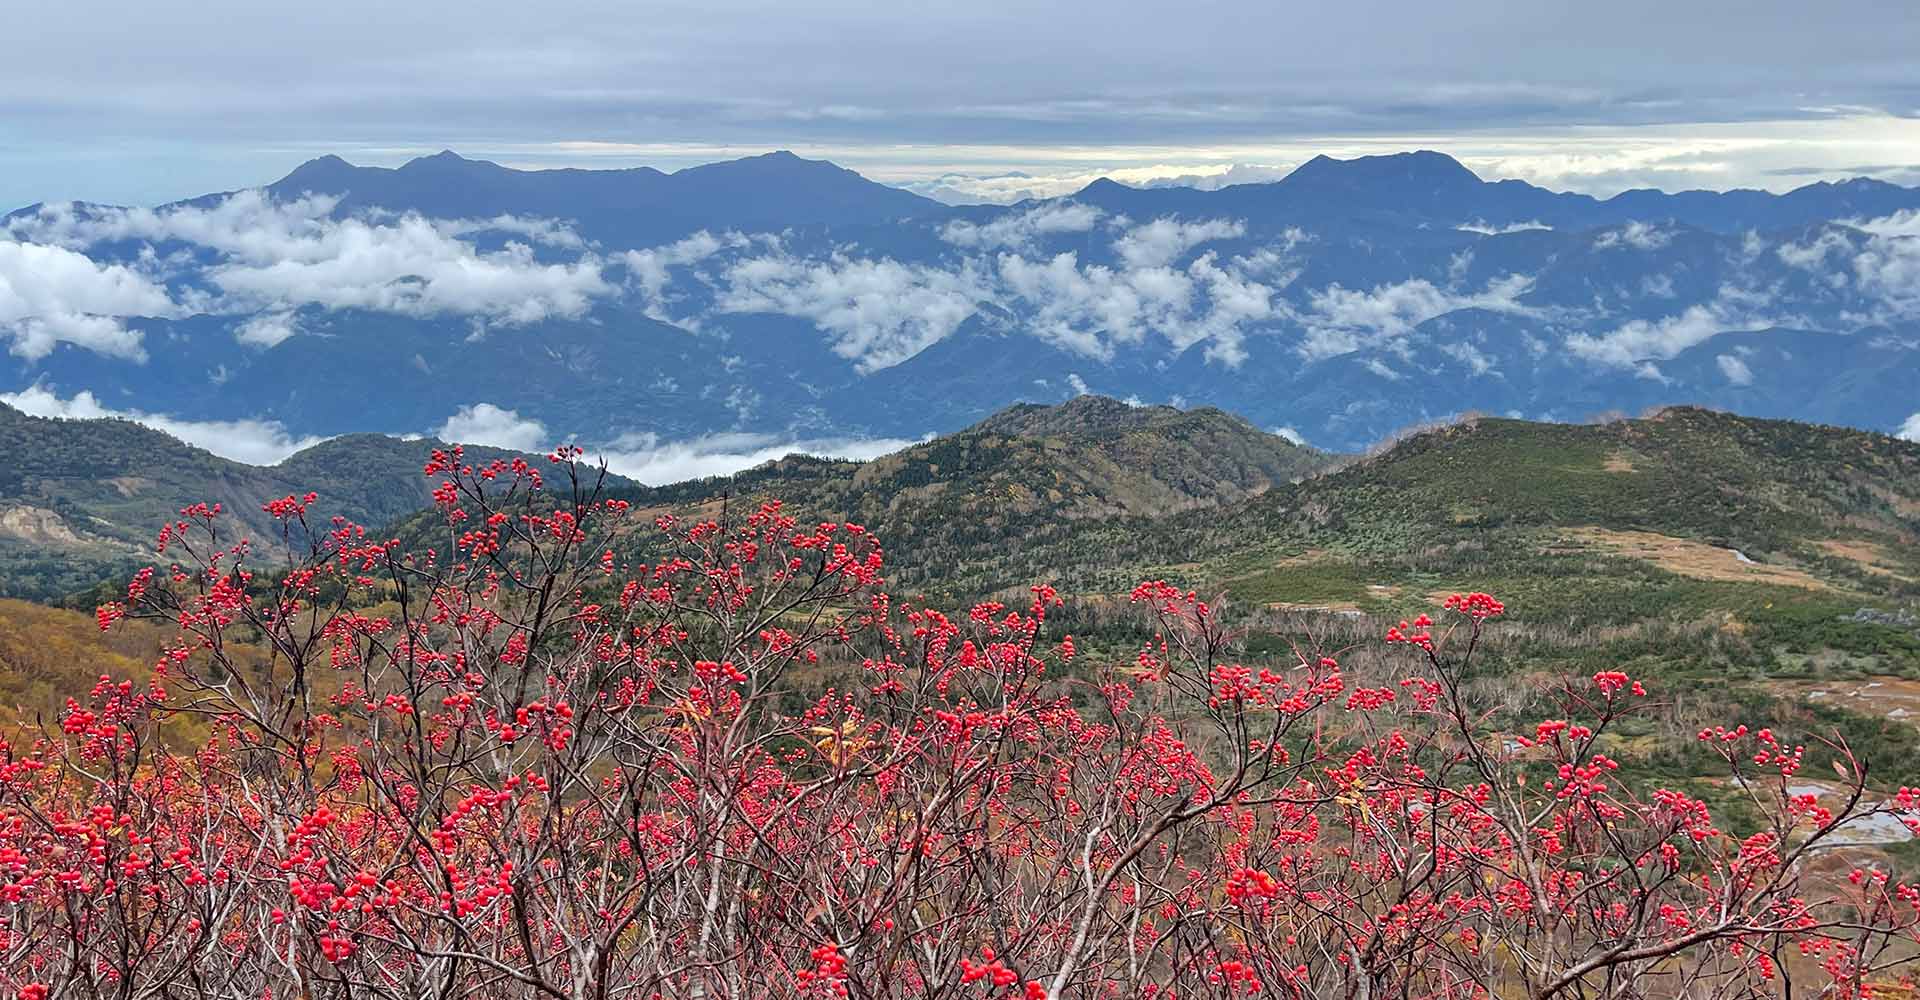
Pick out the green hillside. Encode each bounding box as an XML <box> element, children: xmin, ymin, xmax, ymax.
<box><xmin>605</xmin><ymin>395</ymin><xmax>1335</xmax><ymax>594</ymax></box>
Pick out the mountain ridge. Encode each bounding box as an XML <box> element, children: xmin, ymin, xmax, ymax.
<box><xmin>5</xmin><ymin>146</ymin><xmax>1919</xmax><ymax>458</ymax></box>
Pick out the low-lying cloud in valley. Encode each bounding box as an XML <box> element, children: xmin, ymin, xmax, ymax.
<box><xmin>435</xmin><ymin>401</ymin><xmax>918</xmax><ymax>484</ymax></box>
<box><xmin>1</xmin><ymin>383</ymin><xmax>326</xmax><ymax>464</ymax></box>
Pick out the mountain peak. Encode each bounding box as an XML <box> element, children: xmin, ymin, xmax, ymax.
<box><xmin>270</xmin><ymin>154</ymin><xmax>361</xmax><ymax>193</ymax></box>
<box><xmin>400</xmin><ymin>150</ymin><xmax>487</xmax><ymax>171</ymax></box>
<box><xmin>1285</xmin><ymin>150</ymin><xmax>1481</xmax><ymax>188</ymax></box>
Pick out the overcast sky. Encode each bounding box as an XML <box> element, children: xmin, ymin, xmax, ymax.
<box><xmin>5</xmin><ymin>0</ymin><xmax>1920</xmax><ymax>207</ymax></box>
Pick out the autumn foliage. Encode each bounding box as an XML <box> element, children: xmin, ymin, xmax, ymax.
<box><xmin>1</xmin><ymin>446</ymin><xmax>1916</xmax><ymax>998</ymax></box>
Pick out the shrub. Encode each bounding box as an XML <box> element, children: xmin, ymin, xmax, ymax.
<box><xmin>3</xmin><ymin>446</ymin><xmax>1916</xmax><ymax>998</ymax></box>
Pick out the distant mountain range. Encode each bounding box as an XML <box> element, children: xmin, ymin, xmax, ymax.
<box><xmin>261</xmin><ymin>149</ymin><xmax>938</xmax><ymax>246</ymax></box>
<box><xmin>4</xmin><ymin>148</ymin><xmax>1918</xmax><ymax>455</ymax></box>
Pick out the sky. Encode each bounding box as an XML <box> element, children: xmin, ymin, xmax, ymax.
<box><xmin>5</xmin><ymin>0</ymin><xmax>1920</xmax><ymax>208</ymax></box>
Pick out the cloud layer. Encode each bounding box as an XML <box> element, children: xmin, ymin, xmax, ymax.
<box><xmin>5</xmin><ymin>193</ymin><xmax>616</xmax><ymax>351</ymax></box>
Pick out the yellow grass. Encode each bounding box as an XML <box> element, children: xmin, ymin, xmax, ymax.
<box><xmin>1560</xmin><ymin>527</ymin><xmax>1829</xmax><ymax>589</ymax></box>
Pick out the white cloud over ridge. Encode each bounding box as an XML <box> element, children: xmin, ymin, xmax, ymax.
<box><xmin>1113</xmin><ymin>218</ymin><xmax>1245</xmax><ymax>269</ymax></box>
<box><xmin>939</xmin><ymin>202</ymin><xmax>1103</xmax><ymax>250</ymax></box>
<box><xmin>437</xmin><ymin>403</ymin><xmax>552</xmax><ymax>451</ymax></box>
<box><xmin>1</xmin><ymin>383</ymin><xmax>326</xmax><ymax>464</ymax></box>
<box><xmin>716</xmin><ymin>253</ymin><xmax>992</xmax><ymax>371</ymax></box>
<box><xmin>1299</xmin><ymin>273</ymin><xmax>1536</xmax><ymax>360</ymax></box>
<box><xmin>0</xmin><ymin>240</ymin><xmax>177</xmax><ymax>360</ymax></box>
<box><xmin>432</xmin><ymin>400</ymin><xmax>919</xmax><ymax>484</ymax></box>
<box><xmin>1456</xmin><ymin>220</ymin><xmax>1552</xmax><ymax>235</ymax></box>
<box><xmin>234</xmin><ymin>311</ymin><xmax>299</xmax><ymax>347</ymax></box>
<box><xmin>4</xmin><ymin>193</ymin><xmax>617</xmax><ymax>343</ymax></box>
<box><xmin>1564</xmin><ymin>289</ymin><xmax>1778</xmax><ymax>367</ymax></box>
<box><xmin>1592</xmin><ymin>221</ymin><xmax>1672</xmax><ymax>251</ymax></box>
<box><xmin>681</xmin><ymin>214</ymin><xmax>1286</xmax><ymax>368</ymax></box>
<box><xmin>624</xmin><ymin>230</ymin><xmax>761</xmax><ymax>325</ymax></box>
<box><xmin>1898</xmin><ymin>413</ymin><xmax>1920</xmax><ymax>443</ymax></box>
<box><xmin>10</xmin><ymin>172</ymin><xmax>1920</xmax><ymax>394</ymax></box>
<box><xmin>598</xmin><ymin>431</ymin><xmax>918</xmax><ymax>486</ymax></box>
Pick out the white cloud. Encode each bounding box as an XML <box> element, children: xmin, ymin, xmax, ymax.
<box><xmin>7</xmin><ymin>193</ymin><xmax>615</xmax><ymax>328</ymax></box>
<box><xmin>939</xmin><ymin>202</ymin><xmax>1102</xmax><ymax>250</ymax></box>
<box><xmin>1850</xmin><ymin>231</ymin><xmax>1920</xmax><ymax>321</ymax></box>
<box><xmin>1898</xmin><ymin>413</ymin><xmax>1920</xmax><ymax>443</ymax></box>
<box><xmin>234</xmin><ymin>311</ymin><xmax>299</xmax><ymax>347</ymax></box>
<box><xmin>0</xmin><ymin>240</ymin><xmax>177</xmax><ymax>360</ymax></box>
<box><xmin>1847</xmin><ymin>210</ymin><xmax>1920</xmax><ymax>239</ymax></box>
<box><xmin>1271</xmin><ymin>425</ymin><xmax>1307</xmax><ymax>446</ymax></box>
<box><xmin>993</xmin><ymin>246</ymin><xmax>1282</xmax><ymax>364</ymax></box>
<box><xmin>1593</xmin><ymin>221</ymin><xmax>1672</xmax><ymax>251</ymax></box>
<box><xmin>436</xmin><ymin>214</ymin><xmax>590</xmax><ymax>250</ymax></box>
<box><xmin>1775</xmin><ymin>228</ymin><xmax>1856</xmax><ymax>270</ymax></box>
<box><xmin>0</xmin><ymin>383</ymin><xmax>326</xmax><ymax>464</ymax></box>
<box><xmin>1440</xmin><ymin>340</ymin><xmax>1498</xmax><ymax>376</ymax></box>
<box><xmin>1565</xmin><ymin>286</ymin><xmax>1783</xmax><ymax>366</ymax></box>
<box><xmin>1715</xmin><ymin>352</ymin><xmax>1754</xmax><ymax>385</ymax></box>
<box><xmin>623</xmin><ymin>230</ymin><xmax>755</xmax><ymax>323</ymax></box>
<box><xmin>689</xmin><ymin>218</ymin><xmax>1282</xmax><ymax>370</ymax></box>
<box><xmin>997</xmin><ymin>252</ymin><xmax>1177</xmax><ymax>356</ymax></box>
<box><xmin>1299</xmin><ymin>273</ymin><xmax>1535</xmax><ymax>360</ymax></box>
<box><xmin>1183</xmin><ymin>252</ymin><xmax>1275</xmax><ymax>365</ymax></box>
<box><xmin>598</xmin><ymin>431</ymin><xmax>916</xmax><ymax>485</ymax></box>
<box><xmin>207</xmin><ymin>223</ymin><xmax>609</xmax><ymax>324</ymax></box>
<box><xmin>1112</xmin><ymin>217</ymin><xmax>1244</xmax><ymax>268</ymax></box>
<box><xmin>436</xmin><ymin>403</ymin><xmax>550</xmax><ymax>451</ymax></box>
<box><xmin>716</xmin><ymin>252</ymin><xmax>990</xmax><ymax>371</ymax></box>
<box><xmin>1363</xmin><ymin>358</ymin><xmax>1403</xmax><ymax>380</ymax></box>
<box><xmin>1456</xmin><ymin>220</ymin><xmax>1552</xmax><ymax>235</ymax></box>
<box><xmin>1139</xmin><ymin>164</ymin><xmax>1300</xmax><ymax>191</ymax></box>
<box><xmin>899</xmin><ymin>163</ymin><xmax>1299</xmax><ymax>206</ymax></box>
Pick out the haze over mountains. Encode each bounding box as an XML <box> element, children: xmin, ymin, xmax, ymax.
<box><xmin>3</xmin><ymin>148</ymin><xmax>1918</xmax><ymax>461</ymax></box>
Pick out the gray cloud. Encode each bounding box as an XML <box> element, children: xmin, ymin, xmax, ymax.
<box><xmin>4</xmin><ymin>1</ymin><xmax>1920</xmax><ymax>207</ymax></box>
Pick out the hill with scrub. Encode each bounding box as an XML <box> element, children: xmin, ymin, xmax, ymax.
<box><xmin>0</xmin><ymin>403</ymin><xmax>630</xmax><ymax>598</ymax></box>
<box><xmin>7</xmin><ymin>399</ymin><xmax>1920</xmax><ymax>872</ymax></box>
